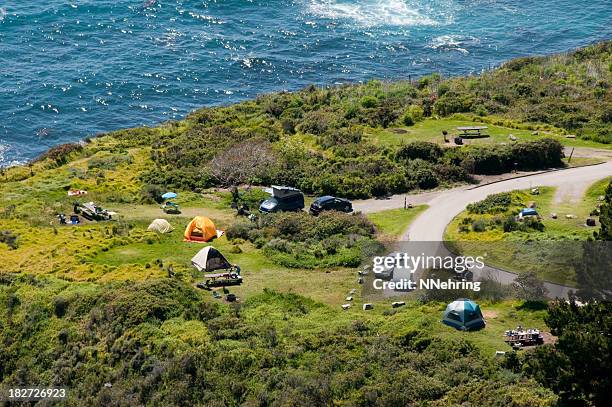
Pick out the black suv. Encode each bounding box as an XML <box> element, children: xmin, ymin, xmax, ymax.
<box><xmin>309</xmin><ymin>196</ymin><xmax>353</xmax><ymax>215</ymax></box>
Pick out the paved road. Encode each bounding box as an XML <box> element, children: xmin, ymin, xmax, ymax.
<box><xmin>403</xmin><ymin>161</ymin><xmax>612</xmax><ymax>298</ymax></box>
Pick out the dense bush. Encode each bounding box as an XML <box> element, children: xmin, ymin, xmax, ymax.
<box><xmin>34</xmin><ymin>142</ymin><xmax>83</xmax><ymax>165</ymax></box>
<box><xmin>396</xmin><ymin>141</ymin><xmax>443</xmax><ymax>162</ymax></box>
<box><xmin>523</xmin><ymin>300</ymin><xmax>612</xmax><ymax>406</ymax></box>
<box><xmin>459</xmin><ymin>138</ymin><xmax>563</xmax><ymax>175</ymax></box>
<box><xmin>595</xmin><ymin>180</ymin><xmax>611</xmax><ymax>241</ymax></box>
<box><xmin>0</xmin><ymin>276</ymin><xmax>559</xmax><ymax>406</ymax></box>
<box><xmin>0</xmin><ymin>230</ymin><xmax>19</xmax><ymax>249</ymax></box>
<box><xmin>467</xmin><ymin>192</ymin><xmax>514</xmax><ymax>214</ymax></box>
<box><xmin>226</xmin><ymin>211</ymin><xmax>379</xmax><ymax>268</ymax></box>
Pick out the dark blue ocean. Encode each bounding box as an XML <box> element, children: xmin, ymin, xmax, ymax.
<box><xmin>1</xmin><ymin>1</ymin><xmax>610</xmax><ymax>165</ymax></box>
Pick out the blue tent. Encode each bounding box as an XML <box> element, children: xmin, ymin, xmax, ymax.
<box><xmin>520</xmin><ymin>208</ymin><xmax>538</xmax><ymax>217</ymax></box>
<box><xmin>442</xmin><ymin>298</ymin><xmax>486</xmax><ymax>331</ymax></box>
<box><xmin>161</xmin><ymin>192</ymin><xmax>177</xmax><ymax>200</ymax></box>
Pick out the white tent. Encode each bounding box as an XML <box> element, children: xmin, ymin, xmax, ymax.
<box><xmin>191</xmin><ymin>246</ymin><xmax>232</xmax><ymax>272</ymax></box>
<box><xmin>147</xmin><ymin>219</ymin><xmax>173</xmax><ymax>234</ymax></box>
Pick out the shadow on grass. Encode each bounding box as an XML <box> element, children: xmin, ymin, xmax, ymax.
<box><xmin>516</xmin><ymin>301</ymin><xmax>548</xmax><ymax>311</ymax></box>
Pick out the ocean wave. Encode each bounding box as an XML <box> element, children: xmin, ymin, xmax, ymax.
<box><xmin>306</xmin><ymin>0</ymin><xmax>446</xmax><ymax>27</ymax></box>
<box><xmin>0</xmin><ymin>143</ymin><xmax>25</xmax><ymax>168</ymax></box>
<box><xmin>427</xmin><ymin>34</ymin><xmax>481</xmax><ymax>54</ymax></box>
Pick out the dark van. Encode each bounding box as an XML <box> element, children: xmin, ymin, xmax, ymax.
<box><xmin>259</xmin><ymin>186</ymin><xmax>305</xmax><ymax>213</ymax></box>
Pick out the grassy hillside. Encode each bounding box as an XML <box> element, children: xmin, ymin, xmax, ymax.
<box><xmin>0</xmin><ymin>42</ymin><xmax>611</xmax><ymax>406</ymax></box>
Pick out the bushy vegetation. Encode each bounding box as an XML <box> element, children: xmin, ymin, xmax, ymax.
<box><xmin>0</xmin><ymin>276</ymin><xmax>561</xmax><ymax>406</ymax></box>
<box><xmin>226</xmin><ymin>211</ymin><xmax>382</xmax><ymax>268</ymax></box>
<box><xmin>595</xmin><ymin>180</ymin><xmax>611</xmax><ymax>240</ymax></box>
<box><xmin>522</xmin><ymin>300</ymin><xmax>612</xmax><ymax>406</ymax></box>
<box><xmin>459</xmin><ymin>191</ymin><xmax>545</xmax><ymax>235</ymax></box>
<box><xmin>467</xmin><ymin>192</ymin><xmax>514</xmax><ymax>214</ymax></box>
<box><xmin>33</xmin><ymin>142</ymin><xmax>84</xmax><ymax>166</ymax></box>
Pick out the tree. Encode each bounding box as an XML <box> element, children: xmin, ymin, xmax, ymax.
<box><xmin>512</xmin><ymin>271</ymin><xmax>548</xmax><ymax>301</ymax></box>
<box><xmin>524</xmin><ymin>300</ymin><xmax>612</xmax><ymax>406</ymax></box>
<box><xmin>595</xmin><ymin>180</ymin><xmax>611</xmax><ymax>241</ymax></box>
<box><xmin>209</xmin><ymin>139</ymin><xmax>277</xmax><ymax>186</ymax></box>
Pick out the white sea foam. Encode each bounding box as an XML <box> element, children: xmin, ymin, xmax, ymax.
<box><xmin>0</xmin><ymin>143</ymin><xmax>25</xmax><ymax>168</ymax></box>
<box><xmin>427</xmin><ymin>34</ymin><xmax>480</xmax><ymax>54</ymax></box>
<box><xmin>307</xmin><ymin>0</ymin><xmax>446</xmax><ymax>27</ymax></box>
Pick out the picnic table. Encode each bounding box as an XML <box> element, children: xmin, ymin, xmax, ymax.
<box><xmin>456</xmin><ymin>126</ymin><xmax>489</xmax><ymax>138</ymax></box>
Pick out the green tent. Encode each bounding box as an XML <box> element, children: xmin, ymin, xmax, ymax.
<box><xmin>442</xmin><ymin>298</ymin><xmax>486</xmax><ymax>331</ymax></box>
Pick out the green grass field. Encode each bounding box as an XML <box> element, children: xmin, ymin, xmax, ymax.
<box><xmin>366</xmin><ymin>205</ymin><xmax>428</xmax><ymax>238</ymax></box>
<box><xmin>367</xmin><ymin>117</ymin><xmax>612</xmax><ymax>150</ymax></box>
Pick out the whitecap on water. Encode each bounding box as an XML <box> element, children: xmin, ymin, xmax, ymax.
<box><xmin>427</xmin><ymin>34</ymin><xmax>481</xmax><ymax>54</ymax></box>
<box><xmin>0</xmin><ymin>143</ymin><xmax>25</xmax><ymax>168</ymax></box>
<box><xmin>306</xmin><ymin>0</ymin><xmax>448</xmax><ymax>27</ymax></box>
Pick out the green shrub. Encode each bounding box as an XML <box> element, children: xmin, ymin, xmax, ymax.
<box><xmin>405</xmin><ymin>159</ymin><xmax>439</xmax><ymax>189</ymax></box>
<box><xmin>360</xmin><ymin>95</ymin><xmax>378</xmax><ymax>108</ymax></box>
<box><xmin>471</xmin><ymin>219</ymin><xmax>486</xmax><ymax>232</ymax></box>
<box><xmin>396</xmin><ymin>141</ymin><xmax>443</xmax><ymax>162</ymax></box>
<box><xmin>468</xmin><ymin>192</ymin><xmax>514</xmax><ymax>214</ymax></box>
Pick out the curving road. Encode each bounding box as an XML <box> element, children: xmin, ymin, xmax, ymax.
<box><xmin>407</xmin><ymin>161</ymin><xmax>612</xmax><ymax>297</ymax></box>
<box><xmin>405</xmin><ymin>161</ymin><xmax>612</xmax><ymax>241</ymax></box>
<box><xmin>358</xmin><ymin>161</ymin><xmax>612</xmax><ymax>298</ymax></box>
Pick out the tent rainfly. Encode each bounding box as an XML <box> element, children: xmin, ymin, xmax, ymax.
<box><xmin>519</xmin><ymin>208</ymin><xmax>538</xmax><ymax>217</ymax></box>
<box><xmin>184</xmin><ymin>216</ymin><xmax>223</xmax><ymax>242</ymax></box>
<box><xmin>442</xmin><ymin>298</ymin><xmax>486</xmax><ymax>331</ymax></box>
<box><xmin>191</xmin><ymin>246</ymin><xmax>232</xmax><ymax>272</ymax></box>
<box><xmin>147</xmin><ymin>219</ymin><xmax>173</xmax><ymax>234</ymax></box>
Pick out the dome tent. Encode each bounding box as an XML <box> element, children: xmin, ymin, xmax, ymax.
<box><xmin>442</xmin><ymin>298</ymin><xmax>486</xmax><ymax>331</ymax></box>
<box><xmin>191</xmin><ymin>246</ymin><xmax>232</xmax><ymax>272</ymax></box>
<box><xmin>147</xmin><ymin>219</ymin><xmax>173</xmax><ymax>234</ymax></box>
<box><xmin>184</xmin><ymin>216</ymin><xmax>222</xmax><ymax>242</ymax></box>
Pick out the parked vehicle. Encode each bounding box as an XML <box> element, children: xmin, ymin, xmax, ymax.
<box><xmin>309</xmin><ymin>195</ymin><xmax>353</xmax><ymax>215</ymax></box>
<box><xmin>259</xmin><ymin>186</ymin><xmax>304</xmax><ymax>213</ymax></box>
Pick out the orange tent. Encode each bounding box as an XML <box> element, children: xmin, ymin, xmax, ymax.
<box><xmin>184</xmin><ymin>216</ymin><xmax>218</xmax><ymax>242</ymax></box>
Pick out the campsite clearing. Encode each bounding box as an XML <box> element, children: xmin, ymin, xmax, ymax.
<box><xmin>366</xmin><ymin>117</ymin><xmax>612</xmax><ymax>150</ymax></box>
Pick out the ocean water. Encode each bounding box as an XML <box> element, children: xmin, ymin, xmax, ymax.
<box><xmin>1</xmin><ymin>0</ymin><xmax>610</xmax><ymax>166</ymax></box>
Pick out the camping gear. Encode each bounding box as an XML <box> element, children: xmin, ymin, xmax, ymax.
<box><xmin>392</xmin><ymin>301</ymin><xmax>406</xmax><ymax>308</ymax></box>
<box><xmin>161</xmin><ymin>192</ymin><xmax>177</xmax><ymax>200</ymax></box>
<box><xmin>226</xmin><ymin>293</ymin><xmax>237</xmax><ymax>302</ymax></box>
<box><xmin>184</xmin><ymin>216</ymin><xmax>221</xmax><ymax>242</ymax></box>
<box><xmin>68</xmin><ymin>189</ymin><xmax>87</xmax><ymax>197</ymax></box>
<box><xmin>147</xmin><ymin>219</ymin><xmax>173</xmax><ymax>234</ymax></box>
<box><xmin>442</xmin><ymin>298</ymin><xmax>486</xmax><ymax>331</ymax></box>
<box><xmin>342</xmin><ymin>304</ymin><xmax>351</xmax><ymax>310</ymax></box>
<box><xmin>504</xmin><ymin>327</ymin><xmax>544</xmax><ymax>349</ymax></box>
<box><xmin>586</xmin><ymin>218</ymin><xmax>596</xmax><ymax>227</ymax></box>
<box><xmin>70</xmin><ymin>215</ymin><xmax>80</xmax><ymax>225</ymax></box>
<box><xmin>192</xmin><ymin>246</ymin><xmax>242</xmax><ymax>289</ymax></box>
<box><xmin>191</xmin><ymin>246</ymin><xmax>233</xmax><ymax>272</ymax></box>
<box><xmin>363</xmin><ymin>303</ymin><xmax>373</xmax><ymax>310</ymax></box>
<box><xmin>519</xmin><ymin>208</ymin><xmax>538</xmax><ymax>218</ymax></box>
<box><xmin>162</xmin><ymin>201</ymin><xmax>181</xmax><ymax>214</ymax></box>
<box><xmin>74</xmin><ymin>202</ymin><xmax>112</xmax><ymax>221</ymax></box>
